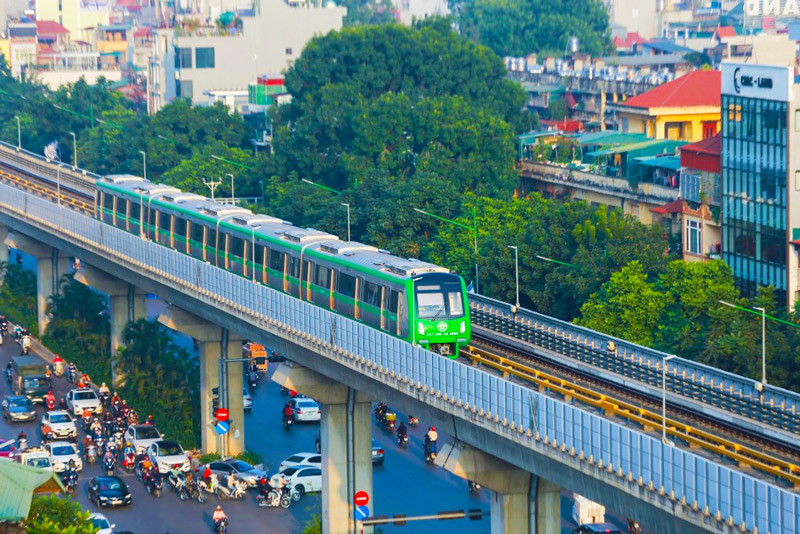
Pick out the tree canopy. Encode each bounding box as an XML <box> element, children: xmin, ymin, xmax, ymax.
<box><xmin>26</xmin><ymin>495</ymin><xmax>97</xmax><ymax>534</ymax></box>
<box><xmin>451</xmin><ymin>0</ymin><xmax>612</xmax><ymax>57</ymax></box>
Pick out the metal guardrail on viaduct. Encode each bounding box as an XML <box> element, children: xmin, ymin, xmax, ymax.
<box><xmin>0</xmin><ymin>178</ymin><xmax>798</xmax><ymax>534</ymax></box>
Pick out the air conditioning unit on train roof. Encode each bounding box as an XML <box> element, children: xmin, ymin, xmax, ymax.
<box><xmin>104</xmin><ymin>174</ymin><xmax>145</xmax><ymax>184</ymax></box>
<box><xmin>161</xmin><ymin>193</ymin><xmax>205</xmax><ymax>204</ymax></box>
<box><xmin>230</xmin><ymin>214</ymin><xmax>282</xmax><ymax>227</ymax></box>
<box><xmin>384</xmin><ymin>260</ymin><xmax>449</xmax><ymax>277</ymax></box>
<box><xmin>318</xmin><ymin>241</ymin><xmax>377</xmax><ymax>256</ymax></box>
<box><xmin>280</xmin><ymin>228</ymin><xmax>338</xmax><ymax>244</ymax></box>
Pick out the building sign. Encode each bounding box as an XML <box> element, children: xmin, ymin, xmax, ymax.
<box><xmin>746</xmin><ymin>0</ymin><xmax>800</xmax><ymax>17</ymax></box>
<box><xmin>721</xmin><ymin>63</ymin><xmax>792</xmax><ymax>101</ymax></box>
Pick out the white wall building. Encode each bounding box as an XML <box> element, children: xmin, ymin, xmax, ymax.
<box><xmin>149</xmin><ymin>0</ymin><xmax>345</xmax><ymax>112</ymax></box>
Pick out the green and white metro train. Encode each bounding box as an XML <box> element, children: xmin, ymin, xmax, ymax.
<box><xmin>95</xmin><ymin>175</ymin><xmax>471</xmax><ymax>356</ymax></box>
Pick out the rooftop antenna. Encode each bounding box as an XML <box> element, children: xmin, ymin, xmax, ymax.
<box><xmin>203</xmin><ymin>177</ymin><xmax>222</xmax><ymax>200</ymax></box>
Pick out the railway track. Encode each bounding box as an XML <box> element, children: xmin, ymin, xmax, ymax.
<box><xmin>464</xmin><ymin>336</ymin><xmax>800</xmax><ymax>489</ymax></box>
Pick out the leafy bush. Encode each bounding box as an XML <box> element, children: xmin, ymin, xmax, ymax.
<box><xmin>234</xmin><ymin>450</ymin><xmax>263</xmax><ymax>467</ymax></box>
<box><xmin>199</xmin><ymin>452</ymin><xmax>221</xmax><ymax>465</ymax></box>
<box><xmin>0</xmin><ymin>261</ymin><xmax>38</xmax><ymax>336</ymax></box>
<box><xmin>26</xmin><ymin>495</ymin><xmax>97</xmax><ymax>534</ymax></box>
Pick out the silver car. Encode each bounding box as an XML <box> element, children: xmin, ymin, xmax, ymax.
<box><xmin>205</xmin><ymin>459</ymin><xmax>266</xmax><ymax>487</ymax></box>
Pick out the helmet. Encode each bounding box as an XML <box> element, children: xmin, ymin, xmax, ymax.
<box><xmin>101</xmin><ymin>382</ymin><xmax>106</xmax><ymax>387</ymax></box>
<box><xmin>431</xmin><ymin>427</ymin><xmax>436</xmax><ymax>431</ymax></box>
<box><xmin>216</xmin><ymin>505</ymin><xmax>222</xmax><ymax>511</ymax></box>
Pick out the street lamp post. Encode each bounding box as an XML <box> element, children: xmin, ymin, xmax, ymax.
<box><xmin>413</xmin><ymin>207</ymin><xmax>479</xmax><ymax>293</ymax></box>
<box><xmin>227</xmin><ymin>173</ymin><xmax>234</xmax><ymax>203</ymax></box>
<box><xmin>70</xmin><ymin>132</ymin><xmax>77</xmax><ymax>169</ymax></box>
<box><xmin>507</xmin><ymin>245</ymin><xmax>519</xmax><ymax>309</ymax></box>
<box><xmin>719</xmin><ymin>300</ymin><xmax>768</xmax><ymax>384</ymax></box>
<box><xmin>662</xmin><ymin>354</ymin><xmax>676</xmax><ymax>445</ymax></box>
<box><xmin>341</xmin><ymin>203</ymin><xmax>351</xmax><ymax>241</ymax></box>
<box><xmin>14</xmin><ymin>116</ymin><xmax>21</xmax><ymax>150</ymax></box>
<box><xmin>139</xmin><ymin>150</ymin><xmax>147</xmax><ymax>182</ymax></box>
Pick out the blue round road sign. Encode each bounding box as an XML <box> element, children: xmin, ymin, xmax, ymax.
<box><xmin>215</xmin><ymin>421</ymin><xmax>230</xmax><ymax>435</ymax></box>
<box><xmin>355</xmin><ymin>505</ymin><xmax>370</xmax><ymax>520</ymax></box>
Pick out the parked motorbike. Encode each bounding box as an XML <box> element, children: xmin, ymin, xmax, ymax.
<box><xmin>257</xmin><ymin>488</ymin><xmax>292</xmax><ymax>509</ymax></box>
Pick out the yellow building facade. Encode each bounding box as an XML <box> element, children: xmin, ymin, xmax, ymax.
<box><xmin>35</xmin><ymin>0</ymin><xmax>110</xmax><ymax>40</ymax></box>
<box><xmin>613</xmin><ymin>70</ymin><xmax>722</xmax><ymax>143</ymax></box>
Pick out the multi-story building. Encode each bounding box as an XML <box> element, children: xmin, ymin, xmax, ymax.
<box><xmin>35</xmin><ymin>0</ymin><xmax>111</xmax><ymax>41</ymax></box>
<box><xmin>605</xmin><ymin>0</ymin><xmax>659</xmax><ymax>39</ymax></box>
<box><xmin>149</xmin><ymin>0</ymin><xmax>345</xmax><ymax>112</ymax></box>
<box><xmin>7</xmin><ymin>22</ymin><xmax>37</xmax><ymax>78</ymax></box>
<box><xmin>677</xmin><ymin>134</ymin><xmax>722</xmax><ymax>262</ymax></box>
<box><xmin>612</xmin><ymin>70</ymin><xmax>720</xmax><ymax>142</ymax></box>
<box><xmin>720</xmin><ymin>62</ymin><xmax>800</xmax><ymax>305</ymax></box>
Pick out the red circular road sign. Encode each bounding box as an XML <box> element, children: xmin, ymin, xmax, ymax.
<box><xmin>215</xmin><ymin>408</ymin><xmax>230</xmax><ymax>422</ymax></box>
<box><xmin>354</xmin><ymin>490</ymin><xmax>369</xmax><ymax>507</ymax></box>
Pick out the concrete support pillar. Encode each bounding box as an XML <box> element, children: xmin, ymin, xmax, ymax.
<box><xmin>74</xmin><ymin>266</ymin><xmax>147</xmax><ymax>386</ymax></box>
<box><xmin>0</xmin><ymin>225</ymin><xmax>8</xmax><ymax>266</ymax></box>
<box><xmin>439</xmin><ymin>442</ymin><xmax>561</xmax><ymax>534</ymax></box>
<box><xmin>272</xmin><ymin>364</ymin><xmax>373</xmax><ymax>534</ymax></box>
<box><xmin>4</xmin><ymin>232</ymin><xmax>71</xmax><ymax>335</ymax></box>
<box><xmin>159</xmin><ymin>306</ymin><xmax>245</xmax><ymax>455</ymax></box>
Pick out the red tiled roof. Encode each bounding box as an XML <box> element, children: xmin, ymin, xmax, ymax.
<box><xmin>133</xmin><ymin>27</ymin><xmax>151</xmax><ymax>37</ymax></box>
<box><xmin>681</xmin><ymin>134</ymin><xmax>721</xmax><ymax>156</ymax></box>
<box><xmin>36</xmin><ymin>20</ymin><xmax>69</xmax><ymax>35</ymax></box>
<box><xmin>715</xmin><ymin>26</ymin><xmax>737</xmax><ymax>38</ymax></box>
<box><xmin>651</xmin><ymin>200</ymin><xmax>684</xmax><ymax>214</ymax></box>
<box><xmin>620</xmin><ymin>70</ymin><xmax>721</xmax><ymax>110</ymax></box>
<box><xmin>613</xmin><ymin>32</ymin><xmax>648</xmax><ymax>49</ymax></box>
<box><xmin>540</xmin><ymin>119</ymin><xmax>584</xmax><ymax>133</ymax></box>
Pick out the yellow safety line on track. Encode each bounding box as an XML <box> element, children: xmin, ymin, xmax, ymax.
<box><xmin>0</xmin><ymin>169</ymin><xmax>90</xmax><ymax>213</ymax></box>
<box><xmin>464</xmin><ymin>345</ymin><xmax>800</xmax><ymax>488</ymax></box>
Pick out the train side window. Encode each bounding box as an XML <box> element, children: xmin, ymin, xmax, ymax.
<box><xmin>129</xmin><ymin>202</ymin><xmax>140</xmax><ymax>223</ymax></box>
<box><xmin>363</xmin><ymin>281</ymin><xmax>381</xmax><ymax>307</ymax></box>
<box><xmin>174</xmin><ymin>218</ymin><xmax>187</xmax><ymax>238</ymax></box>
<box><xmin>149</xmin><ymin>207</ymin><xmax>157</xmax><ymax>230</ymax></box>
<box><xmin>314</xmin><ymin>265</ymin><xmax>330</xmax><ymax>288</ymax></box>
<box><xmin>116</xmin><ymin>198</ymin><xmax>127</xmax><ymax>218</ymax></box>
<box><xmin>158</xmin><ymin>211</ymin><xmax>171</xmax><ymax>232</ymax></box>
<box><xmin>287</xmin><ymin>256</ymin><xmax>300</xmax><ymax>278</ymax></box>
<box><xmin>390</xmin><ymin>290</ymin><xmax>399</xmax><ymax>314</ymax></box>
<box><xmin>229</xmin><ymin>236</ymin><xmax>244</xmax><ymax>258</ymax></box>
<box><xmin>269</xmin><ymin>249</ymin><xmax>285</xmax><ymax>272</ymax></box>
<box><xmin>190</xmin><ymin>221</ymin><xmax>204</xmax><ymax>244</ymax></box>
<box><xmin>208</xmin><ymin>228</ymin><xmax>217</xmax><ymax>250</ymax></box>
<box><xmin>254</xmin><ymin>245</ymin><xmax>266</xmax><ymax>268</ymax></box>
<box><xmin>103</xmin><ymin>192</ymin><xmax>114</xmax><ymax>213</ymax></box>
<box><xmin>338</xmin><ymin>273</ymin><xmax>356</xmax><ymax>298</ymax></box>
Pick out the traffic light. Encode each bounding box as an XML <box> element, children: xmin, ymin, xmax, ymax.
<box><xmin>211</xmin><ymin>387</ymin><xmax>219</xmax><ymax>410</ymax></box>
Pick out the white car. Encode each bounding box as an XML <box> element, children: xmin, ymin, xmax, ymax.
<box><xmin>46</xmin><ymin>441</ymin><xmax>82</xmax><ymax>472</ymax></box>
<box><xmin>278</xmin><ymin>452</ymin><xmax>321</xmax><ymax>472</ymax></box>
<box><xmin>289</xmin><ymin>398</ymin><xmax>321</xmax><ymax>422</ymax></box>
<box><xmin>124</xmin><ymin>424</ymin><xmax>162</xmax><ymax>454</ymax></box>
<box><xmin>65</xmin><ymin>388</ymin><xmax>102</xmax><ymax>416</ymax></box>
<box><xmin>147</xmin><ymin>440</ymin><xmax>190</xmax><ymax>473</ymax></box>
<box><xmin>88</xmin><ymin>513</ymin><xmax>115</xmax><ymax>534</ymax></box>
<box><xmin>273</xmin><ymin>465</ymin><xmax>322</xmax><ymax>496</ymax></box>
<box><xmin>243</xmin><ymin>388</ymin><xmax>252</xmax><ymax>411</ymax></box>
<box><xmin>41</xmin><ymin>410</ymin><xmax>78</xmax><ymax>441</ymax></box>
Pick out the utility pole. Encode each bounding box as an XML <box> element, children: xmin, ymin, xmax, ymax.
<box><xmin>203</xmin><ymin>177</ymin><xmax>222</xmax><ymax>201</ymax></box>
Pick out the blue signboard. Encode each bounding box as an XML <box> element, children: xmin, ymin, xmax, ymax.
<box><xmin>355</xmin><ymin>505</ymin><xmax>370</xmax><ymax>521</ymax></box>
<box><xmin>215</xmin><ymin>421</ymin><xmax>230</xmax><ymax>435</ymax></box>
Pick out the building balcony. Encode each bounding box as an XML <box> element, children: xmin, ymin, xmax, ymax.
<box><xmin>520</xmin><ymin>161</ymin><xmax>680</xmax><ymax>204</ymax></box>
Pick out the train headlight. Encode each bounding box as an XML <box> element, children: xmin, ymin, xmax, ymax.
<box><xmin>460</xmin><ymin>321</ymin><xmax>466</xmax><ymax>334</ymax></box>
<box><xmin>418</xmin><ymin>322</ymin><xmax>425</xmax><ymax>336</ymax></box>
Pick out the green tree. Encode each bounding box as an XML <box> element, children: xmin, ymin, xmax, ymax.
<box><xmin>0</xmin><ymin>261</ymin><xmax>38</xmax><ymax>336</ymax></box>
<box><xmin>452</xmin><ymin>0</ymin><xmax>612</xmax><ymax>57</ymax></box>
<box><xmin>42</xmin><ymin>275</ymin><xmax>111</xmax><ymax>384</ymax></box>
<box><xmin>548</xmin><ymin>97</ymin><xmax>566</xmax><ymax>121</ymax></box>
<box><xmin>577</xmin><ymin>261</ymin><xmax>665</xmax><ymax>346</ymax></box>
<box><xmin>26</xmin><ymin>495</ymin><xmax>97</xmax><ymax>534</ymax></box>
<box><xmin>115</xmin><ymin>319</ymin><xmax>200</xmax><ymax>448</ymax></box>
<box><xmin>339</xmin><ymin>0</ymin><xmax>396</xmax><ymax>26</ymax></box>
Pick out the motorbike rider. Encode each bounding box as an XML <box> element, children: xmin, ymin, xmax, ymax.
<box><xmin>282</xmin><ymin>403</ymin><xmax>294</xmax><ymax>425</ymax></box>
<box><xmin>257</xmin><ymin>475</ymin><xmax>273</xmax><ymax>498</ymax></box>
<box><xmin>82</xmin><ymin>409</ymin><xmax>94</xmax><ymax>428</ymax></box>
<box><xmin>375</xmin><ymin>402</ymin><xmax>387</xmax><ymax>423</ymax></box>
<box><xmin>123</xmin><ymin>442</ymin><xmax>135</xmax><ymax>469</ymax></box>
<box><xmin>111</xmin><ymin>391</ymin><xmax>121</xmax><ymax>412</ymax></box>
<box><xmin>45</xmin><ymin>390</ymin><xmax>56</xmax><ymax>410</ymax></box>
<box><xmin>16</xmin><ymin>430</ymin><xmax>27</xmax><ymax>448</ymax></box>
<box><xmin>83</xmin><ymin>435</ymin><xmax>95</xmax><ymax>457</ymax></box>
<box><xmin>397</xmin><ymin>421</ymin><xmax>408</xmax><ymax>441</ymax></box>
<box><xmin>424</xmin><ymin>426</ymin><xmax>438</xmax><ymax>459</ymax></box>
<box><xmin>144</xmin><ymin>414</ymin><xmax>155</xmax><ymax>425</ymax></box>
<box><xmin>98</xmin><ymin>381</ymin><xmax>110</xmax><ymax>395</ymax></box>
<box><xmin>212</xmin><ymin>505</ymin><xmax>227</xmax><ymax>525</ymax></box>
<box><xmin>103</xmin><ymin>449</ymin><xmax>115</xmax><ymax>466</ymax></box>
<box><xmin>44</xmin><ymin>367</ymin><xmax>53</xmax><ymax>387</ymax></box>
<box><xmin>57</xmin><ymin>397</ymin><xmax>67</xmax><ymax>411</ymax></box>
<box><xmin>120</xmin><ymin>399</ymin><xmax>130</xmax><ymax>418</ymax></box>
<box><xmin>67</xmin><ymin>361</ymin><xmax>77</xmax><ymax>381</ymax></box>
<box><xmin>89</xmin><ymin>418</ymin><xmax>103</xmax><ymax>438</ymax></box>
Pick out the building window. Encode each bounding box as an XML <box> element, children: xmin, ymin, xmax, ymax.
<box><xmin>175</xmin><ymin>47</ymin><xmax>192</xmax><ymax>69</ymax></box>
<box><xmin>702</xmin><ymin>121</ymin><xmax>717</xmax><ymax>139</ymax></box>
<box><xmin>195</xmin><ymin>47</ymin><xmax>215</xmax><ymax>69</ymax></box>
<box><xmin>685</xmin><ymin>219</ymin><xmax>702</xmax><ymax>255</ymax></box>
<box><xmin>285</xmin><ymin>48</ymin><xmax>292</xmax><ymax>56</ymax></box>
<box><xmin>176</xmin><ymin>80</ymin><xmax>193</xmax><ymax>101</ymax></box>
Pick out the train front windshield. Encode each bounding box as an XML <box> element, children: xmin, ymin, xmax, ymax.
<box><xmin>415</xmin><ymin>278</ymin><xmax>465</xmax><ymax>320</ymax></box>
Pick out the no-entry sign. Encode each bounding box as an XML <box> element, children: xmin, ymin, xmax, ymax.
<box><xmin>215</xmin><ymin>408</ymin><xmax>230</xmax><ymax>422</ymax></box>
<box><xmin>354</xmin><ymin>490</ymin><xmax>369</xmax><ymax>507</ymax></box>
